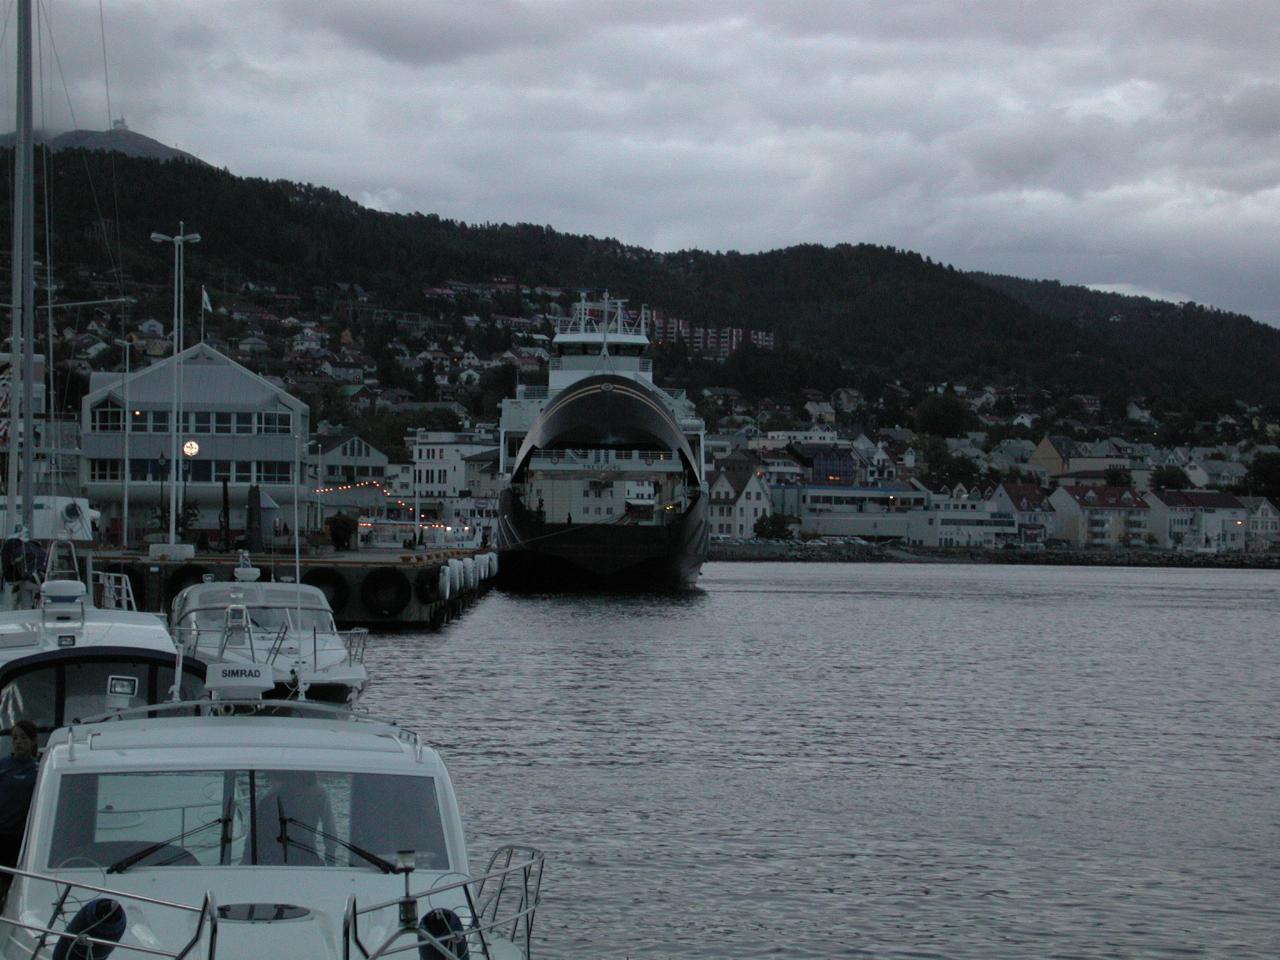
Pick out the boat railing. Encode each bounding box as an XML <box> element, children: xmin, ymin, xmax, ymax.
<box><xmin>345</xmin><ymin>845</ymin><xmax>545</xmax><ymax>959</ymax></box>
<box><xmin>174</xmin><ymin>620</ymin><xmax>368</xmax><ymax>671</ymax></box>
<box><xmin>343</xmin><ymin>627</ymin><xmax>369</xmax><ymax>666</ymax></box>
<box><xmin>92</xmin><ymin>570</ymin><xmax>139</xmax><ymax>611</ymax></box>
<box><xmin>78</xmin><ymin>699</ymin><xmax>423</xmax><ymax>751</ymax></box>
<box><xmin>0</xmin><ymin>864</ymin><xmax>218</xmax><ymax>959</ymax></box>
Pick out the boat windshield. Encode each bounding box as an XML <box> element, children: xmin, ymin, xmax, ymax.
<box><xmin>47</xmin><ymin>769</ymin><xmax>449</xmax><ymax>871</ymax></box>
<box><xmin>178</xmin><ymin>607</ymin><xmax>337</xmax><ymax>636</ymax></box>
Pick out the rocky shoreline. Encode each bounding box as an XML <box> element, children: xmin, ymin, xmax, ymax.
<box><xmin>708</xmin><ymin>541</ymin><xmax>1280</xmax><ymax>570</ymax></box>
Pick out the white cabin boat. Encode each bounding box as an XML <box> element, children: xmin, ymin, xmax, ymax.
<box><xmin>0</xmin><ymin>578</ymin><xmax>173</xmax><ymax>667</ymax></box>
<box><xmin>169</xmin><ymin>577</ymin><xmax>368</xmax><ymax>703</ymax></box>
<box><xmin>0</xmin><ymin>694</ymin><xmax>543</xmax><ymax>959</ymax></box>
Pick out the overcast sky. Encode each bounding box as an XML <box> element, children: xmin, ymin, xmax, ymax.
<box><xmin>8</xmin><ymin>1</ymin><xmax>1280</xmax><ymax>323</ymax></box>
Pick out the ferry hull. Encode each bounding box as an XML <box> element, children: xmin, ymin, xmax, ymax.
<box><xmin>496</xmin><ymin>488</ymin><xmax>708</xmax><ymax>590</ymax></box>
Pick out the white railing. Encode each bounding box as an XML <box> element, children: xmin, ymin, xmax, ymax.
<box><xmin>345</xmin><ymin>845</ymin><xmax>544</xmax><ymax>960</ymax></box>
<box><xmin>92</xmin><ymin>571</ymin><xmax>138</xmax><ymax>611</ymax></box>
<box><xmin>0</xmin><ymin>865</ymin><xmax>217</xmax><ymax>959</ymax></box>
<box><xmin>173</xmin><ymin>624</ymin><xmax>369</xmax><ymax>670</ymax></box>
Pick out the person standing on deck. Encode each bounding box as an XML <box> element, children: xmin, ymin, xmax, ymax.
<box><xmin>0</xmin><ymin>720</ymin><xmax>39</xmax><ymax>898</ymax></box>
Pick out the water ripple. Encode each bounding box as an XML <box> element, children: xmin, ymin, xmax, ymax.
<box><xmin>362</xmin><ymin>563</ymin><xmax>1280</xmax><ymax>959</ymax></box>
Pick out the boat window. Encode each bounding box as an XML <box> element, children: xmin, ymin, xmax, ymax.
<box><xmin>0</xmin><ymin>669</ymin><xmax>57</xmax><ymax>744</ymax></box>
<box><xmin>48</xmin><ymin>769</ymin><xmax>450</xmax><ymax>871</ymax></box>
<box><xmin>286</xmin><ymin>609</ymin><xmax>337</xmax><ymax>634</ymax></box>
<box><xmin>62</xmin><ymin>663</ymin><xmax>150</xmax><ymax>724</ymax></box>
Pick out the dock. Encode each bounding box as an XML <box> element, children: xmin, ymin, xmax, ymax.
<box><xmin>86</xmin><ymin>547</ymin><xmax>495</xmax><ymax>628</ymax></box>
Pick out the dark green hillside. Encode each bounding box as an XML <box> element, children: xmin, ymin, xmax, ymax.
<box><xmin>6</xmin><ymin>147</ymin><xmax>1280</xmax><ymax>405</ymax></box>
<box><xmin>971</xmin><ymin>272</ymin><xmax>1280</xmax><ymax>406</ymax></box>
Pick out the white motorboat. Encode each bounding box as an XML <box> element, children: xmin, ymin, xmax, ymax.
<box><xmin>169</xmin><ymin>574</ymin><xmax>369</xmax><ymax>704</ymax></box>
<box><xmin>0</xmin><ymin>679</ymin><xmax>544</xmax><ymax>960</ymax></box>
<box><xmin>0</xmin><ymin>577</ymin><xmax>174</xmax><ymax>668</ymax></box>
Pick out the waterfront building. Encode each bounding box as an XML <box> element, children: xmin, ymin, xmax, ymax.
<box><xmin>707</xmin><ymin>468</ymin><xmax>771</xmax><ymax>538</ymax></box>
<box><xmin>773</xmin><ymin>480</ymin><xmax>930</xmax><ymax>540</ymax></box>
<box><xmin>1047</xmin><ymin>485</ymin><xmax>1149</xmax><ymax>548</ymax></box>
<box><xmin>80</xmin><ymin>343</ymin><xmax>313</xmax><ymax>545</ymax></box>
<box><xmin>314</xmin><ymin>434</ymin><xmax>388</xmax><ymax>487</ymax></box>
<box><xmin>407</xmin><ymin>429</ymin><xmax>496</xmax><ymax>502</ymax></box>
<box><xmin>985</xmin><ymin>483</ymin><xmax>1054</xmax><ymax>543</ymax></box>
<box><xmin>1237</xmin><ymin>496</ymin><xmax>1280</xmax><ymax>552</ymax></box>
<box><xmin>1142</xmin><ymin>490</ymin><xmax>1247</xmax><ymax>552</ymax></box>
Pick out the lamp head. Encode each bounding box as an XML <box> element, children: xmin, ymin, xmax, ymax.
<box><xmin>149</xmin><ymin>232</ymin><xmax>169</xmax><ymax>243</ymax></box>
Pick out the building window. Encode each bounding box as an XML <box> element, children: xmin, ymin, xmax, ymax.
<box><xmin>90</xmin><ymin>459</ymin><xmax>121</xmax><ymax>481</ymax></box>
<box><xmin>258</xmin><ymin>461</ymin><xmax>292</xmax><ymax>484</ymax></box>
<box><xmin>258</xmin><ymin>412</ymin><xmax>291</xmax><ymax>435</ymax></box>
<box><xmin>213</xmin><ymin>460</ymin><xmax>231</xmax><ymax>482</ymax></box>
<box><xmin>214</xmin><ymin>413</ymin><xmax>232</xmax><ymax>435</ymax></box>
<box><xmin>91</xmin><ymin>402</ymin><xmax>122</xmax><ymax>432</ymax></box>
<box><xmin>235</xmin><ymin>461</ymin><xmax>254</xmax><ymax>483</ymax></box>
<box><xmin>149</xmin><ymin>411</ymin><xmax>168</xmax><ymax>434</ymax></box>
<box><xmin>235</xmin><ymin>413</ymin><xmax>255</xmax><ymax>435</ymax></box>
<box><xmin>189</xmin><ymin>460</ymin><xmax>212</xmax><ymax>482</ymax></box>
<box><xmin>190</xmin><ymin>411</ymin><xmax>212</xmax><ymax>434</ymax></box>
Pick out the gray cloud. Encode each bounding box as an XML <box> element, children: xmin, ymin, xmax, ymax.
<box><xmin>5</xmin><ymin>1</ymin><xmax>1280</xmax><ymax>323</ymax></box>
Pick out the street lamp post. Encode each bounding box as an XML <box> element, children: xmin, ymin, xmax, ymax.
<box><xmin>151</xmin><ymin>224</ymin><xmax>200</xmax><ymax>545</ymax></box>
<box><xmin>113</xmin><ymin>335</ymin><xmax>131</xmax><ymax>549</ymax></box>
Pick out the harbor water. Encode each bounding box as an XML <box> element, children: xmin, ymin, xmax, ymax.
<box><xmin>362</xmin><ymin>562</ymin><xmax>1280</xmax><ymax>958</ymax></box>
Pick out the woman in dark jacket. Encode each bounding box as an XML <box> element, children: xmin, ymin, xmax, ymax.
<box><xmin>0</xmin><ymin>719</ymin><xmax>39</xmax><ymax>889</ymax></box>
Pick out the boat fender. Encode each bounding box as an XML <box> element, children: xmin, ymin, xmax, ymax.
<box><xmin>462</xmin><ymin>557</ymin><xmax>476</xmax><ymax>590</ymax></box>
<box><xmin>448</xmin><ymin>559</ymin><xmax>463</xmax><ymax>594</ymax></box>
<box><xmin>302</xmin><ymin>568</ymin><xmax>351</xmax><ymax>616</ymax></box>
<box><xmin>418</xmin><ymin>907</ymin><xmax>469</xmax><ymax>960</ymax></box>
<box><xmin>359</xmin><ymin>568</ymin><xmax>412</xmax><ymax>618</ymax></box>
<box><xmin>488</xmin><ymin>553</ymin><xmax>499</xmax><ymax>578</ymax></box>
<box><xmin>437</xmin><ymin>564</ymin><xmax>451</xmax><ymax>601</ymax></box>
<box><xmin>53</xmin><ymin>897</ymin><xmax>126</xmax><ymax>960</ymax></box>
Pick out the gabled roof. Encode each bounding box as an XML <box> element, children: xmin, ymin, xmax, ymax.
<box><xmin>1146</xmin><ymin>490</ymin><xmax>1245</xmax><ymax>510</ymax></box>
<box><xmin>85</xmin><ymin>342</ymin><xmax>306</xmax><ymax>414</ymax></box>
<box><xmin>1057</xmin><ymin>485</ymin><xmax>1148</xmax><ymax>510</ymax></box>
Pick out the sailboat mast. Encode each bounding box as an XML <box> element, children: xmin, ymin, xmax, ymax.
<box><xmin>6</xmin><ymin>0</ymin><xmax>34</xmax><ymax>534</ymax></box>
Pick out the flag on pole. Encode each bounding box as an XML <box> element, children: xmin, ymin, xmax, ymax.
<box><xmin>201</xmin><ymin>286</ymin><xmax>212</xmax><ymax>313</ymax></box>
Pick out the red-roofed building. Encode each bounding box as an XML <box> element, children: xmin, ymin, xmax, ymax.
<box><xmin>1142</xmin><ymin>490</ymin><xmax>1247</xmax><ymax>552</ymax></box>
<box><xmin>987</xmin><ymin>483</ymin><xmax>1054</xmax><ymax>543</ymax></box>
<box><xmin>1048</xmin><ymin>485</ymin><xmax>1149</xmax><ymax>548</ymax></box>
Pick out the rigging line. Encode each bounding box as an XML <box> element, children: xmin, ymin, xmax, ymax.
<box><xmin>37</xmin><ymin>1</ymin><xmax>58</xmax><ymax>499</ymax></box>
<box><xmin>97</xmin><ymin>0</ymin><xmax>125</xmax><ymax>311</ymax></box>
<box><xmin>34</xmin><ymin>0</ymin><xmax>75</xmax><ymax>500</ymax></box>
<box><xmin>41</xmin><ymin>0</ymin><xmax>117</xmax><ymax>294</ymax></box>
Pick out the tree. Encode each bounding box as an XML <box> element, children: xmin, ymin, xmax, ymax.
<box><xmin>328</xmin><ymin>513</ymin><xmax>357</xmax><ymax>551</ymax></box>
<box><xmin>913</xmin><ymin>393</ymin><xmax>972</xmax><ymax>438</ymax></box>
<box><xmin>754</xmin><ymin>513</ymin><xmax>792</xmax><ymax>540</ymax></box>
<box><xmin>1245</xmin><ymin>453</ymin><xmax>1280</xmax><ymax>501</ymax></box>
<box><xmin>1150</xmin><ymin>465</ymin><xmax>1190</xmax><ymax>490</ymax></box>
<box><xmin>1103</xmin><ymin>466</ymin><xmax>1132</xmax><ymax>487</ymax></box>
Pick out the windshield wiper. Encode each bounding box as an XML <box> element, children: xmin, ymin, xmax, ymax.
<box><xmin>108</xmin><ymin>815</ymin><xmax>228</xmax><ymax>874</ymax></box>
<box><xmin>278</xmin><ymin>814</ymin><xmax>396</xmax><ymax>873</ymax></box>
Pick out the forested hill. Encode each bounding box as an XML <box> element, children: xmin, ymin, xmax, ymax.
<box><xmin>8</xmin><ymin>147</ymin><xmax>1280</xmax><ymax>405</ymax></box>
<box><xmin>970</xmin><ymin>272</ymin><xmax>1280</xmax><ymax>408</ymax></box>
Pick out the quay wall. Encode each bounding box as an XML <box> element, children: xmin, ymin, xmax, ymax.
<box><xmin>708</xmin><ymin>541</ymin><xmax>1280</xmax><ymax>570</ymax></box>
<box><xmin>89</xmin><ymin>549</ymin><xmax>495</xmax><ymax>628</ymax></box>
